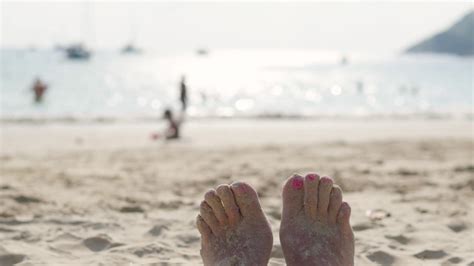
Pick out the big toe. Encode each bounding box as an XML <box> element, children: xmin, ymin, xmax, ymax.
<box><xmin>282</xmin><ymin>174</ymin><xmax>304</xmax><ymax>220</ymax></box>
<box><xmin>230</xmin><ymin>181</ymin><xmax>265</xmax><ymax>219</ymax></box>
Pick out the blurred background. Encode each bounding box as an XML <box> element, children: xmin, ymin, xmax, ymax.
<box><xmin>1</xmin><ymin>1</ymin><xmax>472</xmax><ymax>120</ymax></box>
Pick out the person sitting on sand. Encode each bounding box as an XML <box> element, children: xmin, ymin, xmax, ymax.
<box><xmin>163</xmin><ymin>109</ymin><xmax>181</xmax><ymax>140</ymax></box>
<box><xmin>32</xmin><ymin>78</ymin><xmax>48</xmax><ymax>103</ymax></box>
<box><xmin>196</xmin><ymin>173</ymin><xmax>354</xmax><ymax>265</ymax></box>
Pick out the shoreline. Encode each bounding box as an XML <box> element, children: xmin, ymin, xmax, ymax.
<box><xmin>1</xmin><ymin>113</ymin><xmax>473</xmax><ymax>124</ymax></box>
<box><xmin>1</xmin><ymin>119</ymin><xmax>472</xmax><ymax>154</ymax></box>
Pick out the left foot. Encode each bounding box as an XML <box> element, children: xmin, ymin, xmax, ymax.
<box><xmin>197</xmin><ymin>182</ymin><xmax>273</xmax><ymax>266</ymax></box>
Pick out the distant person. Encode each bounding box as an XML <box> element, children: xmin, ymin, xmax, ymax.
<box><xmin>356</xmin><ymin>80</ymin><xmax>364</xmax><ymax>94</ymax></box>
<box><xmin>200</xmin><ymin>90</ymin><xmax>208</xmax><ymax>105</ymax></box>
<box><xmin>180</xmin><ymin>75</ymin><xmax>188</xmax><ymax>111</ymax></box>
<box><xmin>163</xmin><ymin>109</ymin><xmax>181</xmax><ymax>140</ymax></box>
<box><xmin>150</xmin><ymin>109</ymin><xmax>184</xmax><ymax>141</ymax></box>
<box><xmin>32</xmin><ymin>78</ymin><xmax>48</xmax><ymax>103</ymax></box>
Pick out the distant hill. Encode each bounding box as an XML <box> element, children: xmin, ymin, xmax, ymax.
<box><xmin>406</xmin><ymin>10</ymin><xmax>474</xmax><ymax>56</ymax></box>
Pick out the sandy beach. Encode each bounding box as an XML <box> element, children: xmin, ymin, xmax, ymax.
<box><xmin>0</xmin><ymin>119</ymin><xmax>473</xmax><ymax>265</ymax></box>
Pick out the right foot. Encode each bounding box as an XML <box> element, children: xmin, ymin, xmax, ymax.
<box><xmin>196</xmin><ymin>182</ymin><xmax>273</xmax><ymax>266</ymax></box>
<box><xmin>280</xmin><ymin>174</ymin><xmax>355</xmax><ymax>266</ymax></box>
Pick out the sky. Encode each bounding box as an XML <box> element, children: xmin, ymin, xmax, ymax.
<box><xmin>1</xmin><ymin>1</ymin><xmax>472</xmax><ymax>53</ymax></box>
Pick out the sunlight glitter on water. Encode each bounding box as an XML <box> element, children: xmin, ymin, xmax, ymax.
<box><xmin>1</xmin><ymin>49</ymin><xmax>473</xmax><ymax>120</ymax></box>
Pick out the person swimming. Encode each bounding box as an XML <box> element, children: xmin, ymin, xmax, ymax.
<box><xmin>32</xmin><ymin>78</ymin><xmax>48</xmax><ymax>103</ymax></box>
<box><xmin>196</xmin><ymin>173</ymin><xmax>354</xmax><ymax>265</ymax></box>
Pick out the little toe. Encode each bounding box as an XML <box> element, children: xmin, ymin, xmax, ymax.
<box><xmin>316</xmin><ymin>176</ymin><xmax>333</xmax><ymax>221</ymax></box>
<box><xmin>230</xmin><ymin>181</ymin><xmax>265</xmax><ymax>219</ymax></box>
<box><xmin>216</xmin><ymin>184</ymin><xmax>241</xmax><ymax>226</ymax></box>
<box><xmin>304</xmin><ymin>173</ymin><xmax>320</xmax><ymax>220</ymax></box>
<box><xmin>328</xmin><ymin>186</ymin><xmax>343</xmax><ymax>224</ymax></box>
<box><xmin>337</xmin><ymin>202</ymin><xmax>353</xmax><ymax>234</ymax></box>
<box><xmin>204</xmin><ymin>189</ymin><xmax>228</xmax><ymax>225</ymax></box>
<box><xmin>199</xmin><ymin>201</ymin><xmax>222</xmax><ymax>235</ymax></box>
<box><xmin>196</xmin><ymin>215</ymin><xmax>212</xmax><ymax>240</ymax></box>
<box><xmin>282</xmin><ymin>174</ymin><xmax>305</xmax><ymax>220</ymax></box>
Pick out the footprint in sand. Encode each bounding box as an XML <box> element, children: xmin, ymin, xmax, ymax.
<box><xmin>352</xmin><ymin>222</ymin><xmax>378</xmax><ymax>231</ymax></box>
<box><xmin>147</xmin><ymin>224</ymin><xmax>168</xmax><ymax>237</ymax></box>
<box><xmin>414</xmin><ymin>249</ymin><xmax>448</xmax><ymax>260</ymax></box>
<box><xmin>82</xmin><ymin>235</ymin><xmax>122</xmax><ymax>252</ymax></box>
<box><xmin>385</xmin><ymin>234</ymin><xmax>411</xmax><ymax>245</ymax></box>
<box><xmin>447</xmin><ymin>220</ymin><xmax>468</xmax><ymax>233</ymax></box>
<box><xmin>111</xmin><ymin>243</ymin><xmax>172</xmax><ymax>258</ymax></box>
<box><xmin>446</xmin><ymin>256</ymin><xmax>463</xmax><ymax>264</ymax></box>
<box><xmin>12</xmin><ymin>195</ymin><xmax>42</xmax><ymax>204</ymax></box>
<box><xmin>131</xmin><ymin>244</ymin><xmax>166</xmax><ymax>258</ymax></box>
<box><xmin>366</xmin><ymin>250</ymin><xmax>396</xmax><ymax>266</ymax></box>
<box><xmin>147</xmin><ymin>220</ymin><xmax>174</xmax><ymax>237</ymax></box>
<box><xmin>0</xmin><ymin>246</ymin><xmax>26</xmax><ymax>266</ymax></box>
<box><xmin>119</xmin><ymin>205</ymin><xmax>145</xmax><ymax>213</ymax></box>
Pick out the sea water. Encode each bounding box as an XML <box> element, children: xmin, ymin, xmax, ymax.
<box><xmin>1</xmin><ymin>49</ymin><xmax>472</xmax><ymax>120</ymax></box>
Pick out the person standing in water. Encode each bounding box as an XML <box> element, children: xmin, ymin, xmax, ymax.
<box><xmin>179</xmin><ymin>75</ymin><xmax>188</xmax><ymax>111</ymax></box>
<box><xmin>32</xmin><ymin>78</ymin><xmax>48</xmax><ymax>103</ymax></box>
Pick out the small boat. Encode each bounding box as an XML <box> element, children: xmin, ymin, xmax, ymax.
<box><xmin>196</xmin><ymin>48</ymin><xmax>209</xmax><ymax>56</ymax></box>
<box><xmin>65</xmin><ymin>44</ymin><xmax>91</xmax><ymax>60</ymax></box>
<box><xmin>121</xmin><ymin>43</ymin><xmax>142</xmax><ymax>54</ymax></box>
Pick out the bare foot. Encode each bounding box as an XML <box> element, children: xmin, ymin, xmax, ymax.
<box><xmin>196</xmin><ymin>182</ymin><xmax>273</xmax><ymax>265</ymax></box>
<box><xmin>280</xmin><ymin>174</ymin><xmax>354</xmax><ymax>266</ymax></box>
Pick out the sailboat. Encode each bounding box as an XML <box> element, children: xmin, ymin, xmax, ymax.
<box><xmin>120</xmin><ymin>9</ymin><xmax>142</xmax><ymax>55</ymax></box>
<box><xmin>196</xmin><ymin>48</ymin><xmax>209</xmax><ymax>56</ymax></box>
<box><xmin>65</xmin><ymin>2</ymin><xmax>93</xmax><ymax>60</ymax></box>
<box><xmin>66</xmin><ymin>43</ymin><xmax>91</xmax><ymax>59</ymax></box>
<box><xmin>121</xmin><ymin>43</ymin><xmax>142</xmax><ymax>54</ymax></box>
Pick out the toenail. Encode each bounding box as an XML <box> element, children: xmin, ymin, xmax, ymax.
<box><xmin>231</xmin><ymin>182</ymin><xmax>247</xmax><ymax>193</ymax></box>
<box><xmin>307</xmin><ymin>173</ymin><xmax>318</xmax><ymax>181</ymax></box>
<box><xmin>321</xmin><ymin>176</ymin><xmax>333</xmax><ymax>184</ymax></box>
<box><xmin>291</xmin><ymin>177</ymin><xmax>304</xmax><ymax>190</ymax></box>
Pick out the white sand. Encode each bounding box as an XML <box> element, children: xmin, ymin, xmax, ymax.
<box><xmin>0</xmin><ymin>119</ymin><xmax>473</xmax><ymax>265</ymax></box>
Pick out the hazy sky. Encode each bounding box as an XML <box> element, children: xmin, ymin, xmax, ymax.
<box><xmin>1</xmin><ymin>1</ymin><xmax>472</xmax><ymax>52</ymax></box>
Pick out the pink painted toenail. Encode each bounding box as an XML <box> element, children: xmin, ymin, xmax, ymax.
<box><xmin>307</xmin><ymin>174</ymin><xmax>318</xmax><ymax>181</ymax></box>
<box><xmin>291</xmin><ymin>178</ymin><xmax>304</xmax><ymax>190</ymax></box>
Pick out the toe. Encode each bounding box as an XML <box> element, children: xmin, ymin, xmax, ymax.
<box><xmin>337</xmin><ymin>202</ymin><xmax>353</xmax><ymax>235</ymax></box>
<box><xmin>304</xmin><ymin>173</ymin><xmax>320</xmax><ymax>220</ymax></box>
<box><xmin>199</xmin><ymin>201</ymin><xmax>222</xmax><ymax>235</ymax></box>
<box><xmin>316</xmin><ymin>176</ymin><xmax>333</xmax><ymax>221</ymax></box>
<box><xmin>328</xmin><ymin>186</ymin><xmax>343</xmax><ymax>224</ymax></box>
<box><xmin>204</xmin><ymin>189</ymin><xmax>228</xmax><ymax>225</ymax></box>
<box><xmin>196</xmin><ymin>215</ymin><xmax>212</xmax><ymax>240</ymax></box>
<box><xmin>230</xmin><ymin>181</ymin><xmax>265</xmax><ymax>219</ymax></box>
<box><xmin>216</xmin><ymin>184</ymin><xmax>240</xmax><ymax>226</ymax></box>
<box><xmin>282</xmin><ymin>174</ymin><xmax>304</xmax><ymax>220</ymax></box>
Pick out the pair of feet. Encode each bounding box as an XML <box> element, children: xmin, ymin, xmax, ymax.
<box><xmin>196</xmin><ymin>173</ymin><xmax>355</xmax><ymax>266</ymax></box>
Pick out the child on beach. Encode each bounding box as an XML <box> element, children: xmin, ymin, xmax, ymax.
<box><xmin>150</xmin><ymin>109</ymin><xmax>183</xmax><ymax>141</ymax></box>
<box><xmin>163</xmin><ymin>109</ymin><xmax>181</xmax><ymax>140</ymax></box>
